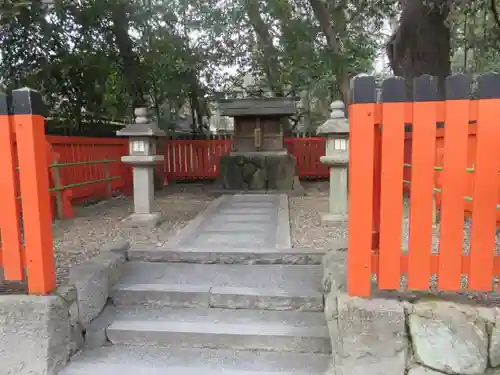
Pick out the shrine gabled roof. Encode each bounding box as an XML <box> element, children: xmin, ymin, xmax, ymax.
<box><xmin>219</xmin><ymin>97</ymin><xmax>297</xmax><ymax>117</ymax></box>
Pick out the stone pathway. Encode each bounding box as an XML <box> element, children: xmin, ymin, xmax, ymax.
<box><xmin>61</xmin><ymin>194</ymin><xmax>332</xmax><ymax>375</ymax></box>
<box><xmin>165</xmin><ymin>194</ymin><xmax>291</xmax><ymax>249</ymax></box>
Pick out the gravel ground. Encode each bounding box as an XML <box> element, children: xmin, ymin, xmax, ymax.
<box><xmin>289</xmin><ymin>181</ymin><xmax>348</xmax><ymax>249</ymax></box>
<box><xmin>290</xmin><ymin>182</ymin><xmax>500</xmax><ymax>305</ymax></box>
<box><xmin>0</xmin><ymin>183</ymin><xmax>215</xmax><ymax>294</ymax></box>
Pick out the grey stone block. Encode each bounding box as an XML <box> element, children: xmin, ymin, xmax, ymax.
<box><xmin>121</xmin><ymin>212</ymin><xmax>164</xmax><ymax>229</ymax></box>
<box><xmin>70</xmin><ymin>322</ymin><xmax>85</xmax><ymax>356</ymax></box>
<box><xmin>209</xmin><ymin>287</ymin><xmax>324</xmax><ymax>312</ymax></box>
<box><xmin>407</xmin><ymin>366</ymin><xmax>443</xmax><ymax>375</ymax></box>
<box><xmin>84</xmin><ymin>304</ymin><xmax>117</xmax><ymax>349</ymax></box>
<box><xmin>408</xmin><ymin>301</ymin><xmax>488</xmax><ymax>375</ymax></box>
<box><xmin>86</xmin><ymin>251</ymin><xmax>126</xmax><ymax>288</ymax></box>
<box><xmin>59</xmin><ymin>346</ymin><xmax>332</xmax><ymax>375</ymax></box>
<box><xmin>114</xmin><ymin>262</ymin><xmax>323</xmax><ymax>293</ymax></box>
<box><xmin>0</xmin><ymin>295</ymin><xmax>71</xmax><ymax>375</ymax></box>
<box><xmin>219</xmin><ymin>152</ymin><xmax>302</xmax><ymax>192</ymax></box>
<box><xmin>322</xmin><ymin>250</ymin><xmax>347</xmax><ymax>294</ymax></box>
<box><xmin>106</xmin><ymin>306</ymin><xmax>330</xmax><ymax>353</ymax></box>
<box><xmin>111</xmin><ymin>284</ymin><xmax>210</xmax><ymax>308</ymax></box>
<box><xmin>69</xmin><ymin>251</ymin><xmax>125</xmax><ymax>329</ymax></box>
<box><xmin>108</xmin><ymin>322</ymin><xmax>330</xmax><ymax>353</ymax></box>
<box><xmin>332</xmin><ymin>353</ymin><xmax>407</xmax><ymax>375</ymax></box>
<box><xmin>127</xmin><ymin>246</ymin><xmax>325</xmax><ymax>265</ymax></box>
<box><xmin>70</xmin><ymin>262</ymin><xmax>109</xmax><ymax>329</ymax></box>
<box><xmin>105</xmin><ymin>239</ymin><xmax>131</xmax><ymax>258</ymax></box>
<box><xmin>332</xmin><ymin>294</ymin><xmax>408</xmax><ymax>375</ymax></box>
<box><xmin>54</xmin><ymin>284</ymin><xmax>79</xmax><ymax>327</ymax></box>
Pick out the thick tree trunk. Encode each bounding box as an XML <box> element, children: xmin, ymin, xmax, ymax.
<box><xmin>387</xmin><ymin>0</ymin><xmax>451</xmax><ymax>98</ymax></box>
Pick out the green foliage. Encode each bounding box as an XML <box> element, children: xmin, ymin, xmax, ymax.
<box><xmin>0</xmin><ymin>0</ymin><xmax>401</xmax><ymax>133</ymax></box>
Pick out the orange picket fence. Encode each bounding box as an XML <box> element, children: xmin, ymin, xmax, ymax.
<box><xmin>0</xmin><ymin>89</ymin><xmax>56</xmax><ymax>295</ymax></box>
<box><xmin>348</xmin><ymin>73</ymin><xmax>500</xmax><ymax>297</ymax></box>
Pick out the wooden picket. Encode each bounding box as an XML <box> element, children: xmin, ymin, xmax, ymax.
<box><xmin>377</xmin><ymin>78</ymin><xmax>406</xmax><ymax>290</ymax></box>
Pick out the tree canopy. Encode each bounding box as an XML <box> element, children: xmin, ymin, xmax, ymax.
<box><xmin>0</xmin><ymin>0</ymin><xmax>498</xmax><ymax>134</ymax></box>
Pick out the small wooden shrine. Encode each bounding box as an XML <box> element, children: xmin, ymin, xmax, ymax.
<box><xmin>218</xmin><ymin>97</ymin><xmax>303</xmax><ymax>193</ymax></box>
<box><xmin>219</xmin><ymin>97</ymin><xmax>295</xmax><ymax>153</ymax></box>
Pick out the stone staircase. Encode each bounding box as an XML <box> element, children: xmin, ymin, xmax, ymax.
<box><xmin>61</xmin><ymin>195</ymin><xmax>332</xmax><ymax>375</ymax></box>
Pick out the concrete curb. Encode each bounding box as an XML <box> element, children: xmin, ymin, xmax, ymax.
<box><xmin>0</xmin><ymin>240</ymin><xmax>130</xmax><ymax>375</ymax></box>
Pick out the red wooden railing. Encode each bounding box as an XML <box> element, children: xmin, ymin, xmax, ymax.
<box><xmin>348</xmin><ymin>73</ymin><xmax>500</xmax><ymax>297</ymax></box>
<box><xmin>47</xmin><ymin>136</ymin><xmax>132</xmax><ymax>206</ymax></box>
<box><xmin>284</xmin><ymin>137</ymin><xmax>329</xmax><ymax>179</ymax></box>
<box><xmin>164</xmin><ymin>137</ymin><xmax>329</xmax><ymax>180</ymax></box>
<box><xmin>5</xmin><ymin>135</ymin><xmax>329</xmax><ymax>220</ymax></box>
<box><xmin>164</xmin><ymin>139</ymin><xmax>232</xmax><ymax>180</ymax></box>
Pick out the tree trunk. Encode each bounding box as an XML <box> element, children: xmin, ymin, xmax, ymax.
<box><xmin>243</xmin><ymin>0</ymin><xmax>283</xmax><ymax>96</ymax></box>
<box><xmin>308</xmin><ymin>0</ymin><xmax>351</xmax><ymax>105</ymax></box>
<box><xmin>387</xmin><ymin>0</ymin><xmax>451</xmax><ymax>98</ymax></box>
<box><xmin>110</xmin><ymin>1</ymin><xmax>146</xmax><ymax>108</ymax></box>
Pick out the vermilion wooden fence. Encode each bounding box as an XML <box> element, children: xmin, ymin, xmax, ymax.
<box><xmin>405</xmin><ymin>124</ymin><xmax>495</xmax><ymax>219</ymax></box>
<box><xmin>348</xmin><ymin>73</ymin><xmax>500</xmax><ymax>297</ymax></box>
<box><xmin>164</xmin><ymin>137</ymin><xmax>329</xmax><ymax>180</ymax></box>
<box><xmin>0</xmin><ymin>89</ymin><xmax>56</xmax><ymax>295</ymax></box>
<box><xmin>285</xmin><ymin>137</ymin><xmax>329</xmax><ymax>178</ymax></box>
<box><xmin>164</xmin><ymin>139</ymin><xmax>232</xmax><ymax>179</ymax></box>
<box><xmin>47</xmin><ymin>136</ymin><xmax>132</xmax><ymax>216</ymax></box>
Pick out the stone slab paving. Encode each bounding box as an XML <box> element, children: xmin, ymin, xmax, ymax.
<box><xmin>165</xmin><ymin>194</ymin><xmax>291</xmax><ymax>249</ymax></box>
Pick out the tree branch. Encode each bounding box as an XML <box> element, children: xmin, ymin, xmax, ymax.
<box><xmin>490</xmin><ymin>0</ymin><xmax>500</xmax><ymax>28</ymax></box>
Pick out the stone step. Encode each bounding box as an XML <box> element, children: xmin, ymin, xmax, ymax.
<box><xmin>127</xmin><ymin>245</ymin><xmax>326</xmax><ymax>265</ymax></box>
<box><xmin>60</xmin><ymin>346</ymin><xmax>332</xmax><ymax>375</ymax></box>
<box><xmin>110</xmin><ymin>262</ymin><xmax>323</xmax><ymax>311</ymax></box>
<box><xmin>106</xmin><ymin>306</ymin><xmax>331</xmax><ymax>353</ymax></box>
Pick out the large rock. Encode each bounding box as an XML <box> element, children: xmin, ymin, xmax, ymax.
<box><xmin>0</xmin><ymin>295</ymin><xmax>72</xmax><ymax>375</ymax></box>
<box><xmin>219</xmin><ymin>151</ymin><xmax>302</xmax><ymax>192</ymax></box>
<box><xmin>488</xmin><ymin>310</ymin><xmax>500</xmax><ymax>366</ymax></box>
<box><xmin>407</xmin><ymin>366</ymin><xmax>445</xmax><ymax>375</ymax></box>
<box><xmin>69</xmin><ymin>251</ymin><xmax>125</xmax><ymax>328</ymax></box>
<box><xmin>408</xmin><ymin>301</ymin><xmax>488</xmax><ymax>375</ymax></box>
<box><xmin>322</xmin><ymin>249</ymin><xmax>347</xmax><ymax>295</ymax></box>
<box><xmin>332</xmin><ymin>294</ymin><xmax>407</xmax><ymax>375</ymax></box>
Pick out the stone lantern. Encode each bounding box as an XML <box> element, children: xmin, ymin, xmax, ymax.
<box><xmin>317</xmin><ymin>101</ymin><xmax>349</xmax><ymax>222</ymax></box>
<box><xmin>117</xmin><ymin>107</ymin><xmax>165</xmax><ymax>227</ymax></box>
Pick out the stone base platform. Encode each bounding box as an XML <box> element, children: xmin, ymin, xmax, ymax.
<box><xmin>219</xmin><ymin>151</ymin><xmax>304</xmax><ymax>193</ymax></box>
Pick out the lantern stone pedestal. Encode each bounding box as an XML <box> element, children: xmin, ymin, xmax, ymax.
<box><xmin>117</xmin><ymin>107</ymin><xmax>166</xmax><ymax>228</ymax></box>
<box><xmin>317</xmin><ymin>101</ymin><xmax>350</xmax><ymax>223</ymax></box>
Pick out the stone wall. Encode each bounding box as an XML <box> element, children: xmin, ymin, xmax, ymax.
<box><xmin>323</xmin><ymin>250</ymin><xmax>500</xmax><ymax>375</ymax></box>
<box><xmin>219</xmin><ymin>152</ymin><xmax>303</xmax><ymax>193</ymax></box>
<box><xmin>0</xmin><ymin>241</ymin><xmax>129</xmax><ymax>375</ymax></box>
